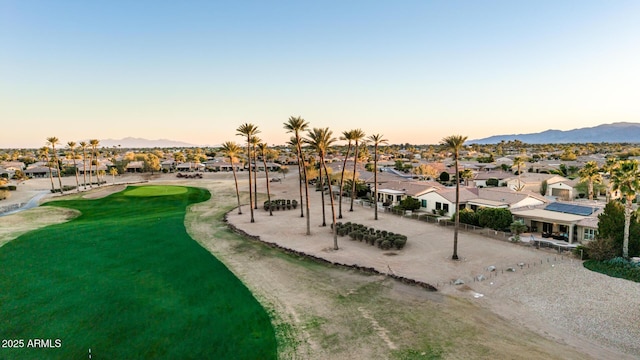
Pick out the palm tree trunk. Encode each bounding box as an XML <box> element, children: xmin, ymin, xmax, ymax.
<box><xmin>300</xmin><ymin>149</ymin><xmax>311</xmax><ymax>235</ymax></box>
<box><xmin>73</xmin><ymin>158</ymin><xmax>79</xmax><ymax>192</ymax></box>
<box><xmin>350</xmin><ymin>140</ymin><xmax>359</xmax><ymax>212</ymax></box>
<box><xmin>47</xmin><ymin>160</ymin><xmax>55</xmax><ymax>193</ymax></box>
<box><xmin>623</xmin><ymin>200</ymin><xmax>631</xmax><ymax>258</ymax></box>
<box><xmin>323</xmin><ymin>161</ymin><xmax>338</xmax><ymax>250</ymax></box>
<box><xmin>338</xmin><ymin>143</ymin><xmax>351</xmax><ymax>219</ymax></box>
<box><xmin>452</xmin><ymin>156</ymin><xmax>460</xmax><ymax>260</ymax></box>
<box><xmin>295</xmin><ymin>151</ymin><xmax>304</xmax><ymax>218</ymax></box>
<box><xmin>231</xmin><ymin>159</ymin><xmax>242</xmax><ymax>215</ymax></box>
<box><xmin>253</xmin><ymin>148</ymin><xmax>258</xmax><ymax>210</ymax></box>
<box><xmin>373</xmin><ymin>144</ymin><xmax>379</xmax><ymax>220</ymax></box>
<box><xmin>263</xmin><ymin>157</ymin><xmax>273</xmax><ymax>216</ymax></box>
<box><xmin>319</xmin><ymin>158</ymin><xmax>326</xmax><ymax>227</ymax></box>
<box><xmin>247</xmin><ymin>143</ymin><xmax>254</xmax><ymax>223</ymax></box>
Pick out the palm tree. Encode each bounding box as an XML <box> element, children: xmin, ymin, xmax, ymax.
<box><xmin>221</xmin><ymin>141</ymin><xmax>243</xmax><ymax>215</ymax></box>
<box><xmin>287</xmin><ymin>136</ymin><xmax>305</xmax><ymax>217</ymax></box>
<box><xmin>88</xmin><ymin>139</ymin><xmax>100</xmax><ymax>188</ymax></box>
<box><xmin>512</xmin><ymin>156</ymin><xmax>526</xmax><ymax>191</ymax></box>
<box><xmin>67</xmin><ymin>141</ymin><xmax>80</xmax><ymax>192</ymax></box>
<box><xmin>39</xmin><ymin>146</ymin><xmax>55</xmax><ymax>193</ymax></box>
<box><xmin>284</xmin><ymin>116</ymin><xmax>311</xmax><ymax>234</ymax></box>
<box><xmin>236</xmin><ymin>123</ymin><xmax>260</xmax><ymax>223</ymax></box>
<box><xmin>306</xmin><ymin>127</ymin><xmax>339</xmax><ymax>249</ymax></box>
<box><xmin>338</xmin><ymin>130</ymin><xmax>355</xmax><ymax>219</ymax></box>
<box><xmin>258</xmin><ymin>143</ymin><xmax>273</xmax><ymax>216</ymax></box>
<box><xmin>79</xmin><ymin>141</ymin><xmax>88</xmax><ymax>190</ymax></box>
<box><xmin>109</xmin><ymin>167</ymin><xmax>118</xmax><ymax>184</ymax></box>
<box><xmin>441</xmin><ymin>134</ymin><xmax>468</xmax><ymax>260</ymax></box>
<box><xmin>349</xmin><ymin>129</ymin><xmax>366</xmax><ymax>212</ymax></box>
<box><xmin>611</xmin><ymin>160</ymin><xmax>640</xmax><ymax>258</ymax></box>
<box><xmin>603</xmin><ymin>157</ymin><xmax>619</xmax><ymax>202</ymax></box>
<box><xmin>46</xmin><ymin>137</ymin><xmax>64</xmax><ymax>194</ymax></box>
<box><xmin>578</xmin><ymin>161</ymin><xmax>602</xmax><ymax>200</ymax></box>
<box><xmin>368</xmin><ymin>133</ymin><xmax>387</xmax><ymax>220</ymax></box>
<box><xmin>250</xmin><ymin>135</ymin><xmax>261</xmax><ymax>210</ymax></box>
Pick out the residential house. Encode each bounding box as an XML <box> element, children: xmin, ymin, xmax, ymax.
<box><xmin>546</xmin><ymin>177</ymin><xmax>581</xmax><ymax>200</ymax></box>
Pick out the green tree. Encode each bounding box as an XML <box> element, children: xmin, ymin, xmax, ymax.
<box><xmin>67</xmin><ymin>141</ymin><xmax>80</xmax><ymax>192</ymax></box>
<box><xmin>306</xmin><ymin>127</ymin><xmax>339</xmax><ymax>249</ymax></box>
<box><xmin>368</xmin><ymin>133</ymin><xmax>387</xmax><ymax>221</ymax></box>
<box><xmin>284</xmin><ymin>116</ymin><xmax>311</xmax><ymax>234</ymax></box>
<box><xmin>46</xmin><ymin>137</ymin><xmax>64</xmax><ymax>194</ymax></box>
<box><xmin>596</xmin><ymin>201</ymin><xmax>640</xmax><ymax>258</ymax></box>
<box><xmin>578</xmin><ymin>161</ymin><xmax>602</xmax><ymax>200</ymax></box>
<box><xmin>258</xmin><ymin>143</ymin><xmax>273</xmax><ymax>216</ymax></box>
<box><xmin>441</xmin><ymin>134</ymin><xmax>468</xmax><ymax>260</ymax></box>
<box><xmin>611</xmin><ymin>160</ymin><xmax>640</xmax><ymax>258</ymax></box>
<box><xmin>398</xmin><ymin>197</ymin><xmax>421</xmax><ymax>211</ymax></box>
<box><xmin>145</xmin><ymin>153</ymin><xmax>161</xmax><ymax>174</ymax></box>
<box><xmin>349</xmin><ymin>129</ymin><xmax>366</xmax><ymax>213</ymax></box>
<box><xmin>512</xmin><ymin>156</ymin><xmax>526</xmax><ymax>191</ymax></box>
<box><xmin>338</xmin><ymin>130</ymin><xmax>355</xmax><ymax>219</ymax></box>
<box><xmin>236</xmin><ymin>123</ymin><xmax>260</xmax><ymax>223</ymax></box>
<box><xmin>458</xmin><ymin>208</ymin><xmax>480</xmax><ymax>226</ymax></box>
<box><xmin>221</xmin><ymin>141</ymin><xmax>243</xmax><ymax>215</ymax></box>
<box><xmin>109</xmin><ymin>167</ymin><xmax>118</xmax><ymax>184</ymax></box>
<box><xmin>478</xmin><ymin>208</ymin><xmax>513</xmax><ymax>231</ymax></box>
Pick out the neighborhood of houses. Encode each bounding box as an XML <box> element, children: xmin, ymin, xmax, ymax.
<box><xmin>1</xmin><ymin>147</ymin><xmax>619</xmax><ymax>248</ymax></box>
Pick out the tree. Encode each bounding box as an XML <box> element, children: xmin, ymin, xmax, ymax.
<box><xmin>306</xmin><ymin>127</ymin><xmax>339</xmax><ymax>249</ymax></box>
<box><xmin>478</xmin><ymin>208</ymin><xmax>513</xmax><ymax>230</ymax></box>
<box><xmin>510</xmin><ymin>220</ymin><xmax>528</xmax><ymax>242</ymax></box>
<box><xmin>67</xmin><ymin>141</ymin><xmax>80</xmax><ymax>192</ymax></box>
<box><xmin>284</xmin><ymin>116</ymin><xmax>311</xmax><ymax>234</ymax></box>
<box><xmin>578</xmin><ymin>161</ymin><xmax>602</xmax><ymax>200</ymax></box>
<box><xmin>79</xmin><ymin>141</ymin><xmax>88</xmax><ymax>189</ymax></box>
<box><xmin>145</xmin><ymin>153</ymin><xmax>161</xmax><ymax>174</ymax></box>
<box><xmin>368</xmin><ymin>133</ymin><xmax>387</xmax><ymax>220</ymax></box>
<box><xmin>610</xmin><ymin>160</ymin><xmax>640</xmax><ymax>258</ymax></box>
<box><xmin>250</xmin><ymin>135</ymin><xmax>260</xmax><ymax>210</ymax></box>
<box><xmin>258</xmin><ymin>143</ymin><xmax>273</xmax><ymax>216</ymax></box>
<box><xmin>596</xmin><ymin>201</ymin><xmax>640</xmax><ymax>258</ymax></box>
<box><xmin>221</xmin><ymin>141</ymin><xmax>243</xmax><ymax>215</ymax></box>
<box><xmin>512</xmin><ymin>156</ymin><xmax>525</xmax><ymax>191</ymax></box>
<box><xmin>109</xmin><ymin>167</ymin><xmax>118</xmax><ymax>184</ymax></box>
<box><xmin>441</xmin><ymin>134</ymin><xmax>468</xmax><ymax>260</ymax></box>
<box><xmin>459</xmin><ymin>168</ymin><xmax>473</xmax><ymax>186</ymax></box>
<box><xmin>88</xmin><ymin>139</ymin><xmax>100</xmax><ymax>188</ymax></box>
<box><xmin>236</xmin><ymin>123</ymin><xmax>260</xmax><ymax>223</ymax></box>
<box><xmin>338</xmin><ymin>130</ymin><xmax>355</xmax><ymax>219</ymax></box>
<box><xmin>46</xmin><ymin>137</ymin><xmax>64</xmax><ymax>194</ymax></box>
<box><xmin>602</xmin><ymin>157</ymin><xmax>618</xmax><ymax>202</ymax></box>
<box><xmin>349</xmin><ymin>129</ymin><xmax>366</xmax><ymax>213</ymax></box>
<box><xmin>398</xmin><ymin>197</ymin><xmax>421</xmax><ymax>211</ymax></box>
<box><xmin>39</xmin><ymin>147</ymin><xmax>55</xmax><ymax>193</ymax></box>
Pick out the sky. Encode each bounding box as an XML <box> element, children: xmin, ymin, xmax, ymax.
<box><xmin>1</xmin><ymin>0</ymin><xmax>640</xmax><ymax>148</ymax></box>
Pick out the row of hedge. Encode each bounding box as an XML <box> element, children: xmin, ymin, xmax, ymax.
<box><xmin>0</xmin><ymin>185</ymin><xmax>17</xmax><ymax>191</ymax></box>
<box><xmin>263</xmin><ymin>199</ymin><xmax>298</xmax><ymax>211</ymax></box>
<box><xmin>583</xmin><ymin>257</ymin><xmax>640</xmax><ymax>283</ymax></box>
<box><xmin>333</xmin><ymin>222</ymin><xmax>407</xmax><ymax>250</ymax></box>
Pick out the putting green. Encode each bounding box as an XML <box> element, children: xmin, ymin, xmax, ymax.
<box><xmin>0</xmin><ymin>185</ymin><xmax>277</xmax><ymax>359</ymax></box>
<box><xmin>124</xmin><ymin>185</ymin><xmax>188</xmax><ymax>197</ymax></box>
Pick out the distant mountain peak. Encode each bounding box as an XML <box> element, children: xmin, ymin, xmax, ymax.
<box><xmin>99</xmin><ymin>137</ymin><xmax>198</xmax><ymax>148</ymax></box>
<box><xmin>468</xmin><ymin>122</ymin><xmax>640</xmax><ymax>144</ymax></box>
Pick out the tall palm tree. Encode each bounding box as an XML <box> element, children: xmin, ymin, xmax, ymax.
<box><xmin>368</xmin><ymin>133</ymin><xmax>387</xmax><ymax>220</ymax></box>
<box><xmin>512</xmin><ymin>156</ymin><xmax>526</xmax><ymax>191</ymax></box>
<box><xmin>603</xmin><ymin>157</ymin><xmax>619</xmax><ymax>202</ymax></box>
<box><xmin>338</xmin><ymin>130</ymin><xmax>355</xmax><ymax>219</ymax></box>
<box><xmin>79</xmin><ymin>141</ymin><xmax>88</xmax><ymax>190</ymax></box>
<box><xmin>611</xmin><ymin>160</ymin><xmax>640</xmax><ymax>258</ymax></box>
<box><xmin>578</xmin><ymin>161</ymin><xmax>602</xmax><ymax>200</ymax></box>
<box><xmin>88</xmin><ymin>139</ymin><xmax>100</xmax><ymax>188</ymax></box>
<box><xmin>250</xmin><ymin>135</ymin><xmax>261</xmax><ymax>210</ymax></box>
<box><xmin>441</xmin><ymin>135</ymin><xmax>468</xmax><ymax>260</ymax></box>
<box><xmin>349</xmin><ymin>129</ymin><xmax>366</xmax><ymax>212</ymax></box>
<box><xmin>221</xmin><ymin>141</ymin><xmax>243</xmax><ymax>215</ymax></box>
<box><xmin>306</xmin><ymin>127</ymin><xmax>339</xmax><ymax>249</ymax></box>
<box><xmin>284</xmin><ymin>116</ymin><xmax>311</xmax><ymax>235</ymax></box>
<box><xmin>46</xmin><ymin>137</ymin><xmax>64</xmax><ymax>194</ymax></box>
<box><xmin>287</xmin><ymin>136</ymin><xmax>305</xmax><ymax>218</ymax></box>
<box><xmin>258</xmin><ymin>143</ymin><xmax>273</xmax><ymax>216</ymax></box>
<box><xmin>236</xmin><ymin>123</ymin><xmax>260</xmax><ymax>223</ymax></box>
<box><xmin>66</xmin><ymin>141</ymin><xmax>80</xmax><ymax>192</ymax></box>
<box><xmin>109</xmin><ymin>167</ymin><xmax>118</xmax><ymax>184</ymax></box>
<box><xmin>39</xmin><ymin>146</ymin><xmax>55</xmax><ymax>193</ymax></box>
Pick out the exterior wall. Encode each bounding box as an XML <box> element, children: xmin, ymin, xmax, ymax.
<box><xmin>416</xmin><ymin>192</ymin><xmax>454</xmax><ymax>216</ymax></box>
<box><xmin>511</xmin><ymin>197</ymin><xmax>545</xmax><ymax>209</ymax></box>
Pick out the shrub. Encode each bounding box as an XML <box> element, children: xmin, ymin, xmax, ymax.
<box><xmin>394</xmin><ymin>237</ymin><xmax>407</xmax><ymax>250</ymax></box>
<box><xmin>584</xmin><ymin>257</ymin><xmax>640</xmax><ymax>283</ymax></box>
<box><xmin>583</xmin><ymin>237</ymin><xmax>617</xmax><ymax>261</ymax></box>
<box><xmin>380</xmin><ymin>240</ymin><xmax>392</xmax><ymax>250</ymax></box>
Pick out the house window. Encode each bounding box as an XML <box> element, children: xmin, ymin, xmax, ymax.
<box><xmin>396</xmin><ymin>195</ymin><xmax>402</xmax><ymax>202</ymax></box>
<box><xmin>436</xmin><ymin>202</ymin><xmax>442</xmax><ymax>210</ymax></box>
<box><xmin>443</xmin><ymin>203</ymin><xmax>449</xmax><ymax>213</ymax></box>
<box><xmin>583</xmin><ymin>228</ymin><xmax>596</xmax><ymax>241</ymax></box>
<box><xmin>421</xmin><ymin>199</ymin><xmax>427</xmax><ymax>208</ymax></box>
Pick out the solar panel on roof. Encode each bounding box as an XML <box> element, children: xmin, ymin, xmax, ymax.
<box><xmin>544</xmin><ymin>202</ymin><xmax>594</xmax><ymax>216</ymax></box>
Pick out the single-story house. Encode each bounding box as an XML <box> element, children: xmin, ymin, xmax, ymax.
<box><xmin>24</xmin><ymin>166</ymin><xmax>58</xmax><ymax>178</ymax></box>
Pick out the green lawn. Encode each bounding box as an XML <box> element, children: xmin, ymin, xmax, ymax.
<box><xmin>0</xmin><ymin>185</ymin><xmax>276</xmax><ymax>359</ymax></box>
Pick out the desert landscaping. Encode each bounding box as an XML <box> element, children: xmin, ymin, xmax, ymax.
<box><xmin>1</xmin><ymin>172</ymin><xmax>639</xmax><ymax>359</ymax></box>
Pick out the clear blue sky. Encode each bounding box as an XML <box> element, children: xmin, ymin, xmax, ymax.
<box><xmin>2</xmin><ymin>0</ymin><xmax>639</xmax><ymax>148</ymax></box>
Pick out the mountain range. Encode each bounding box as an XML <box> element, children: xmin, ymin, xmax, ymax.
<box><xmin>99</xmin><ymin>137</ymin><xmax>198</xmax><ymax>148</ymax></box>
<box><xmin>468</xmin><ymin>122</ymin><xmax>640</xmax><ymax>144</ymax></box>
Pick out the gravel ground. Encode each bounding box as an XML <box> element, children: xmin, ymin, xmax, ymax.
<box><xmin>492</xmin><ymin>261</ymin><xmax>640</xmax><ymax>356</ymax></box>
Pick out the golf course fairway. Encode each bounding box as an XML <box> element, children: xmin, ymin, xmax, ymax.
<box><xmin>0</xmin><ymin>185</ymin><xmax>277</xmax><ymax>359</ymax></box>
